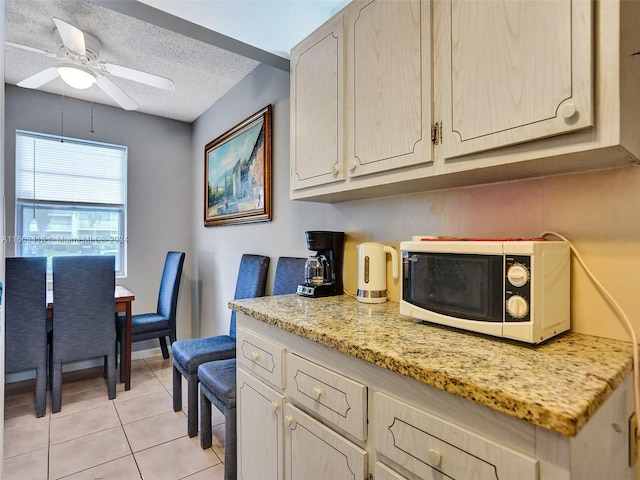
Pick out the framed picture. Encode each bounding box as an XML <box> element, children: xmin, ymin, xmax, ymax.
<box><xmin>204</xmin><ymin>105</ymin><xmax>272</xmax><ymax>227</ymax></box>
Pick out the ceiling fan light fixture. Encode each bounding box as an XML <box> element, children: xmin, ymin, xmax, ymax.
<box><xmin>57</xmin><ymin>65</ymin><xmax>96</xmax><ymax>90</ymax></box>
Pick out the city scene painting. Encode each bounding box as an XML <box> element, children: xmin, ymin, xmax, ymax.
<box><xmin>204</xmin><ymin>105</ymin><xmax>272</xmax><ymax>226</ymax></box>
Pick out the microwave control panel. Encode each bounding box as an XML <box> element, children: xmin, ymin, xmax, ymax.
<box><xmin>504</xmin><ymin>255</ymin><xmax>531</xmax><ymax>321</ymax></box>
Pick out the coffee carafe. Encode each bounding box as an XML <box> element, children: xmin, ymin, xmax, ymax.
<box><xmin>297</xmin><ymin>231</ymin><xmax>345</xmax><ymax>297</ymax></box>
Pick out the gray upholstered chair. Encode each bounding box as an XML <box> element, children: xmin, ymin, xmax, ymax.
<box><xmin>51</xmin><ymin>255</ymin><xmax>116</xmax><ymax>413</ymax></box>
<box><xmin>198</xmin><ymin>358</ymin><xmax>237</xmax><ymax>480</ymax></box>
<box><xmin>116</xmin><ymin>251</ymin><xmax>185</xmax><ymax>382</ymax></box>
<box><xmin>272</xmin><ymin>256</ymin><xmax>306</xmax><ymax>295</ymax></box>
<box><xmin>5</xmin><ymin>256</ymin><xmax>48</xmax><ymax>417</ymax></box>
<box><xmin>172</xmin><ymin>254</ymin><xmax>269</xmax><ymax>437</ymax></box>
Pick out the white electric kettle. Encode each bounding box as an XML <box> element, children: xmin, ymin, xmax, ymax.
<box><xmin>356</xmin><ymin>242</ymin><xmax>399</xmax><ymax>304</ymax></box>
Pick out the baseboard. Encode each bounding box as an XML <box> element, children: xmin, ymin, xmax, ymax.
<box><xmin>5</xmin><ymin>346</ymin><xmax>169</xmax><ymax>384</ymax></box>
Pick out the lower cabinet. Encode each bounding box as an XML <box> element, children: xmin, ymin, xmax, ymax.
<box><xmin>375</xmin><ymin>462</ymin><xmax>408</xmax><ymax>480</ymax></box>
<box><xmin>237</xmin><ymin>368</ymin><xmax>284</xmax><ymax>480</ymax></box>
<box><xmin>284</xmin><ymin>403</ymin><xmax>367</xmax><ymax>480</ymax></box>
<box><xmin>373</xmin><ymin>392</ymin><xmax>538</xmax><ymax>480</ymax></box>
<box><xmin>236</xmin><ymin>314</ymin><xmax>634</xmax><ymax>480</ymax></box>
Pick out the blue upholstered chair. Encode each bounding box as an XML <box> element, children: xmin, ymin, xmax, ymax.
<box><xmin>172</xmin><ymin>254</ymin><xmax>269</xmax><ymax>437</ymax></box>
<box><xmin>198</xmin><ymin>358</ymin><xmax>237</xmax><ymax>480</ymax></box>
<box><xmin>272</xmin><ymin>256</ymin><xmax>306</xmax><ymax>295</ymax></box>
<box><xmin>51</xmin><ymin>256</ymin><xmax>116</xmax><ymax>413</ymax></box>
<box><xmin>116</xmin><ymin>251</ymin><xmax>185</xmax><ymax>383</ymax></box>
<box><xmin>195</xmin><ymin>256</ymin><xmax>303</xmax><ymax>477</ymax></box>
<box><xmin>5</xmin><ymin>257</ymin><xmax>48</xmax><ymax>417</ymax></box>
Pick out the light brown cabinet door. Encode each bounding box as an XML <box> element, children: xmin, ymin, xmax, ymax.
<box><xmin>347</xmin><ymin>0</ymin><xmax>433</xmax><ymax>177</ymax></box>
<box><xmin>237</xmin><ymin>369</ymin><xmax>284</xmax><ymax>480</ymax></box>
<box><xmin>285</xmin><ymin>404</ymin><xmax>367</xmax><ymax>480</ymax></box>
<box><xmin>435</xmin><ymin>0</ymin><xmax>593</xmax><ymax>159</ymax></box>
<box><xmin>290</xmin><ymin>14</ymin><xmax>346</xmax><ymax>191</ymax></box>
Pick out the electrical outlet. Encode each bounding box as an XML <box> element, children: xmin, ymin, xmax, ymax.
<box><xmin>629</xmin><ymin>413</ymin><xmax>638</xmax><ymax>467</ymax></box>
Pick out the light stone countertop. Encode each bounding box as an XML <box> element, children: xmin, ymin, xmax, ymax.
<box><xmin>229</xmin><ymin>294</ymin><xmax>634</xmax><ymax>437</ymax></box>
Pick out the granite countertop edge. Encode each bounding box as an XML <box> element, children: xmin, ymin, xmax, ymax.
<box><xmin>229</xmin><ymin>295</ymin><xmax>634</xmax><ymax>437</ymax></box>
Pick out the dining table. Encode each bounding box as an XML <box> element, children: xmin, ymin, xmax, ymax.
<box><xmin>46</xmin><ymin>285</ymin><xmax>135</xmax><ymax>391</ymax></box>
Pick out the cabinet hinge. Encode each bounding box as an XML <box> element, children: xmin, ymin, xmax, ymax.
<box><xmin>431</xmin><ymin>122</ymin><xmax>442</xmax><ymax>145</ymax></box>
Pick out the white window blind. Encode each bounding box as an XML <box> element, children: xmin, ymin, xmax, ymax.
<box><xmin>16</xmin><ymin>130</ymin><xmax>126</xmax><ymax>205</ymax></box>
<box><xmin>15</xmin><ymin>130</ymin><xmax>128</xmax><ymax>276</ymax></box>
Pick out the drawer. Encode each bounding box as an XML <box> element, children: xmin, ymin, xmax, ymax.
<box><xmin>237</xmin><ymin>328</ymin><xmax>285</xmax><ymax>389</ymax></box>
<box><xmin>373</xmin><ymin>392</ymin><xmax>538</xmax><ymax>480</ymax></box>
<box><xmin>285</xmin><ymin>353</ymin><xmax>367</xmax><ymax>442</ymax></box>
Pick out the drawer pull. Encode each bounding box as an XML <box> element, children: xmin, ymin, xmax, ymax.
<box><xmin>285</xmin><ymin>415</ymin><xmax>297</xmax><ymax>428</ymax></box>
<box><xmin>271</xmin><ymin>402</ymin><xmax>279</xmax><ymax>412</ymax></box>
<box><xmin>250</xmin><ymin>351</ymin><xmax>260</xmax><ymax>361</ymax></box>
<box><xmin>427</xmin><ymin>449</ymin><xmax>442</xmax><ymax>467</ymax></box>
<box><xmin>312</xmin><ymin>387</ymin><xmax>323</xmax><ymax>399</ymax></box>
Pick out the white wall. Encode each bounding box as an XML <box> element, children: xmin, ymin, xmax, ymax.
<box><xmin>1</xmin><ymin>0</ymin><xmax>6</xmax><ymax>466</ymax></box>
<box><xmin>193</xmin><ymin>64</ymin><xmax>640</xmax><ymax>344</ymax></box>
<box><xmin>191</xmin><ymin>64</ymin><xmax>327</xmax><ymax>338</ymax></box>
<box><xmin>4</xmin><ymin>85</ymin><xmax>194</xmax><ymax>346</ymax></box>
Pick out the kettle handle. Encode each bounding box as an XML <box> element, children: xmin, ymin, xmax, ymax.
<box><xmin>384</xmin><ymin>246</ymin><xmax>399</xmax><ymax>280</ymax></box>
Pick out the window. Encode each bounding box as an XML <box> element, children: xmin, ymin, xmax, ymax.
<box><xmin>15</xmin><ymin>130</ymin><xmax>127</xmax><ymax>276</ymax></box>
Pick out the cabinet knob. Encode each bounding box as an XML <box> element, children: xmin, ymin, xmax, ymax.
<box><xmin>285</xmin><ymin>415</ymin><xmax>297</xmax><ymax>428</ymax></box>
<box><xmin>427</xmin><ymin>448</ymin><xmax>442</xmax><ymax>467</ymax></box>
<box><xmin>349</xmin><ymin>160</ymin><xmax>358</xmax><ymax>172</ymax></box>
<box><xmin>312</xmin><ymin>387</ymin><xmax>322</xmax><ymax>399</ymax></box>
<box><xmin>271</xmin><ymin>402</ymin><xmax>279</xmax><ymax>412</ymax></box>
<box><xmin>250</xmin><ymin>351</ymin><xmax>260</xmax><ymax>361</ymax></box>
<box><xmin>562</xmin><ymin>102</ymin><xmax>577</xmax><ymax>120</ymax></box>
<box><xmin>332</xmin><ymin>164</ymin><xmax>341</xmax><ymax>176</ymax></box>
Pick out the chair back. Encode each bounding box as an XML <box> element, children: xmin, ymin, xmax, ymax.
<box><xmin>5</xmin><ymin>257</ymin><xmax>47</xmax><ymax>374</ymax></box>
<box><xmin>52</xmin><ymin>256</ymin><xmax>115</xmax><ymax>363</ymax></box>
<box><xmin>157</xmin><ymin>252</ymin><xmax>186</xmax><ymax>334</ymax></box>
<box><xmin>272</xmin><ymin>257</ymin><xmax>306</xmax><ymax>295</ymax></box>
<box><xmin>230</xmin><ymin>254</ymin><xmax>270</xmax><ymax>338</ymax></box>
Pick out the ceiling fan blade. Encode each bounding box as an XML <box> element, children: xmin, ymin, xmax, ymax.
<box><xmin>5</xmin><ymin>41</ymin><xmax>58</xmax><ymax>58</ymax></box>
<box><xmin>53</xmin><ymin>17</ymin><xmax>86</xmax><ymax>56</ymax></box>
<box><xmin>101</xmin><ymin>63</ymin><xmax>175</xmax><ymax>91</ymax></box>
<box><xmin>95</xmin><ymin>74</ymin><xmax>138</xmax><ymax>111</ymax></box>
<box><xmin>17</xmin><ymin>67</ymin><xmax>60</xmax><ymax>89</ymax></box>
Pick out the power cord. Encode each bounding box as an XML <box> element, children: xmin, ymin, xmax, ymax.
<box><xmin>542</xmin><ymin>231</ymin><xmax>640</xmax><ymax>438</ymax></box>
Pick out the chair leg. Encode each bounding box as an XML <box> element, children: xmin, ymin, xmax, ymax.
<box><xmin>119</xmin><ymin>338</ymin><xmax>126</xmax><ymax>384</ymax></box>
<box><xmin>224</xmin><ymin>406</ymin><xmax>237</xmax><ymax>480</ymax></box>
<box><xmin>187</xmin><ymin>373</ymin><xmax>199</xmax><ymax>437</ymax></box>
<box><xmin>107</xmin><ymin>353</ymin><xmax>116</xmax><ymax>400</ymax></box>
<box><xmin>35</xmin><ymin>365</ymin><xmax>47</xmax><ymax>418</ymax></box>
<box><xmin>51</xmin><ymin>361</ymin><xmax>62</xmax><ymax>414</ymax></box>
<box><xmin>159</xmin><ymin>336</ymin><xmax>169</xmax><ymax>359</ymax></box>
<box><xmin>200</xmin><ymin>389</ymin><xmax>212</xmax><ymax>449</ymax></box>
<box><xmin>173</xmin><ymin>366</ymin><xmax>182</xmax><ymax>411</ymax></box>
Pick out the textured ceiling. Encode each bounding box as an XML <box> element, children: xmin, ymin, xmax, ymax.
<box><xmin>3</xmin><ymin>0</ymin><xmax>263</xmax><ymax>122</ymax></box>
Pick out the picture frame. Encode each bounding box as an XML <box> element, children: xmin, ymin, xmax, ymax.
<box><xmin>204</xmin><ymin>105</ymin><xmax>272</xmax><ymax>227</ymax></box>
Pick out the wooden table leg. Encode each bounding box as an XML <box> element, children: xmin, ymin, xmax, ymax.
<box><xmin>125</xmin><ymin>301</ymin><xmax>132</xmax><ymax>391</ymax></box>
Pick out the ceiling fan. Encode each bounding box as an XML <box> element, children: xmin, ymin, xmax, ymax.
<box><xmin>6</xmin><ymin>17</ymin><xmax>175</xmax><ymax>111</ymax></box>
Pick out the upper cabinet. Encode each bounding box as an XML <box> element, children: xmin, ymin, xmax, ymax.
<box><xmin>290</xmin><ymin>14</ymin><xmax>346</xmax><ymax>191</ymax></box>
<box><xmin>290</xmin><ymin>0</ymin><xmax>433</xmax><ymax>201</ymax></box>
<box><xmin>290</xmin><ymin>0</ymin><xmax>640</xmax><ymax>203</ymax></box>
<box><xmin>434</xmin><ymin>0</ymin><xmax>593</xmax><ymax>159</ymax></box>
<box><xmin>346</xmin><ymin>0</ymin><xmax>432</xmax><ymax>177</ymax></box>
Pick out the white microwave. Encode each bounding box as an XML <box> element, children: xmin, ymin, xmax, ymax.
<box><xmin>400</xmin><ymin>237</ymin><xmax>570</xmax><ymax>343</ymax></box>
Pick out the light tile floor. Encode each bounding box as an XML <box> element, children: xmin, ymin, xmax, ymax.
<box><xmin>3</xmin><ymin>355</ymin><xmax>228</xmax><ymax>479</ymax></box>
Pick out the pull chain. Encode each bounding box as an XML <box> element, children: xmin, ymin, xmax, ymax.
<box><xmin>60</xmin><ymin>81</ymin><xmax>64</xmax><ymax>142</ymax></box>
<box><xmin>90</xmin><ymin>87</ymin><xmax>95</xmax><ymax>134</ymax></box>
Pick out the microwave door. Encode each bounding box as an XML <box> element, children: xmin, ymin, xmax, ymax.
<box><xmin>404</xmin><ymin>252</ymin><xmax>503</xmax><ymax>322</ymax></box>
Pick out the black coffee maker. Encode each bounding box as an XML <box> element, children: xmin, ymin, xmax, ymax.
<box><xmin>297</xmin><ymin>231</ymin><xmax>345</xmax><ymax>297</ymax></box>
